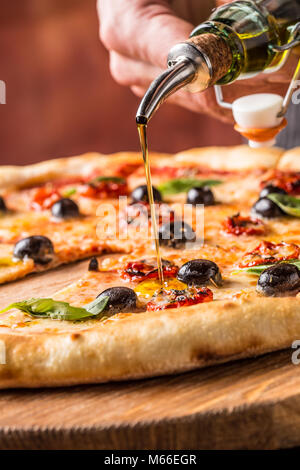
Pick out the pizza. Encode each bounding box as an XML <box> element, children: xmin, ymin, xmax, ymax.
<box><xmin>0</xmin><ymin>152</ymin><xmax>143</xmax><ymax>284</ymax></box>
<box><xmin>1</xmin><ymin>145</ymin><xmax>300</xmax><ymax>388</ymax></box>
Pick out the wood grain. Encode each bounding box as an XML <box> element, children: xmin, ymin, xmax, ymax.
<box><xmin>0</xmin><ymin>261</ymin><xmax>300</xmax><ymax>450</ymax></box>
<box><xmin>0</xmin><ymin>259</ymin><xmax>89</xmax><ymax>305</ymax></box>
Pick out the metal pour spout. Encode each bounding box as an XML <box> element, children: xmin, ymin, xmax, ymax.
<box><xmin>136</xmin><ymin>58</ymin><xmax>196</xmax><ymax>124</ymax></box>
<box><xmin>136</xmin><ymin>42</ymin><xmax>212</xmax><ymax>124</ymax></box>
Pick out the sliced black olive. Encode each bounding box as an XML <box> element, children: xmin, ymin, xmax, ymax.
<box><xmin>177</xmin><ymin>259</ymin><xmax>222</xmax><ymax>287</ymax></box>
<box><xmin>158</xmin><ymin>220</ymin><xmax>196</xmax><ymax>248</ymax></box>
<box><xmin>51</xmin><ymin>198</ymin><xmax>80</xmax><ymax>219</ymax></box>
<box><xmin>186</xmin><ymin>187</ymin><xmax>215</xmax><ymax>206</ymax></box>
<box><xmin>97</xmin><ymin>286</ymin><xmax>137</xmax><ymax>313</ymax></box>
<box><xmin>131</xmin><ymin>185</ymin><xmax>162</xmax><ymax>203</ymax></box>
<box><xmin>0</xmin><ymin>196</ymin><xmax>7</xmax><ymax>213</ymax></box>
<box><xmin>252</xmin><ymin>197</ymin><xmax>285</xmax><ymax>218</ymax></box>
<box><xmin>88</xmin><ymin>257</ymin><xmax>99</xmax><ymax>272</ymax></box>
<box><xmin>256</xmin><ymin>263</ymin><xmax>300</xmax><ymax>297</ymax></box>
<box><xmin>259</xmin><ymin>184</ymin><xmax>287</xmax><ymax>198</ymax></box>
<box><xmin>13</xmin><ymin>236</ymin><xmax>54</xmax><ymax>265</ymax></box>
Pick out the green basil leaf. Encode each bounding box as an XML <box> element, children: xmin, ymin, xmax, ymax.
<box><xmin>236</xmin><ymin>259</ymin><xmax>300</xmax><ymax>276</ymax></box>
<box><xmin>90</xmin><ymin>176</ymin><xmax>125</xmax><ymax>185</ymax></box>
<box><xmin>158</xmin><ymin>178</ymin><xmax>222</xmax><ymax>196</ymax></box>
<box><xmin>85</xmin><ymin>296</ymin><xmax>109</xmax><ymax>315</ymax></box>
<box><xmin>0</xmin><ymin>296</ymin><xmax>109</xmax><ymax>321</ymax></box>
<box><xmin>268</xmin><ymin>193</ymin><xmax>300</xmax><ymax>217</ymax></box>
<box><xmin>63</xmin><ymin>188</ymin><xmax>77</xmax><ymax>197</ymax></box>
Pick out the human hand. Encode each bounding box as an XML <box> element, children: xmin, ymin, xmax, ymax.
<box><xmin>98</xmin><ymin>0</ymin><xmax>297</xmax><ymax>123</ymax></box>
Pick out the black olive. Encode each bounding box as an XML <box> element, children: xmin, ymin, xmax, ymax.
<box><xmin>292</xmin><ymin>179</ymin><xmax>300</xmax><ymax>192</ymax></box>
<box><xmin>252</xmin><ymin>197</ymin><xmax>285</xmax><ymax>218</ymax></box>
<box><xmin>256</xmin><ymin>263</ymin><xmax>300</xmax><ymax>297</ymax></box>
<box><xmin>13</xmin><ymin>236</ymin><xmax>54</xmax><ymax>265</ymax></box>
<box><xmin>96</xmin><ymin>286</ymin><xmax>137</xmax><ymax>312</ymax></box>
<box><xmin>88</xmin><ymin>257</ymin><xmax>99</xmax><ymax>272</ymax></box>
<box><xmin>177</xmin><ymin>259</ymin><xmax>222</xmax><ymax>287</ymax></box>
<box><xmin>51</xmin><ymin>198</ymin><xmax>80</xmax><ymax>219</ymax></box>
<box><xmin>0</xmin><ymin>196</ymin><xmax>7</xmax><ymax>212</ymax></box>
<box><xmin>259</xmin><ymin>184</ymin><xmax>287</xmax><ymax>198</ymax></box>
<box><xmin>186</xmin><ymin>187</ymin><xmax>215</xmax><ymax>206</ymax></box>
<box><xmin>158</xmin><ymin>220</ymin><xmax>196</xmax><ymax>248</ymax></box>
<box><xmin>131</xmin><ymin>185</ymin><xmax>162</xmax><ymax>203</ymax></box>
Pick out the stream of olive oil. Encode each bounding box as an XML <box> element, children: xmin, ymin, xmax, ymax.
<box><xmin>137</xmin><ymin>122</ymin><xmax>164</xmax><ymax>285</ymax></box>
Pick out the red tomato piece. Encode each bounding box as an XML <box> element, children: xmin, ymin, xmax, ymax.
<box><xmin>121</xmin><ymin>259</ymin><xmax>178</xmax><ymax>282</ymax></box>
<box><xmin>222</xmin><ymin>213</ymin><xmax>265</xmax><ymax>236</ymax></box>
<box><xmin>239</xmin><ymin>241</ymin><xmax>300</xmax><ymax>268</ymax></box>
<box><xmin>147</xmin><ymin>286</ymin><xmax>213</xmax><ymax>311</ymax></box>
<box><xmin>30</xmin><ymin>186</ymin><xmax>61</xmax><ymax>211</ymax></box>
<box><xmin>78</xmin><ymin>180</ymin><xmax>128</xmax><ymax>199</ymax></box>
<box><xmin>261</xmin><ymin>171</ymin><xmax>300</xmax><ymax>195</ymax></box>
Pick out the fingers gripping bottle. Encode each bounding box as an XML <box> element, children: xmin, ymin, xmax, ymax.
<box><xmin>136</xmin><ymin>0</ymin><xmax>300</xmax><ymax>146</ymax></box>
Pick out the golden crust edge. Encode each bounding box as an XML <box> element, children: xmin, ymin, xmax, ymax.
<box><xmin>174</xmin><ymin>145</ymin><xmax>284</xmax><ymax>170</ymax></box>
<box><xmin>277</xmin><ymin>146</ymin><xmax>300</xmax><ymax>171</ymax></box>
<box><xmin>0</xmin><ymin>294</ymin><xmax>299</xmax><ymax>389</ymax></box>
<box><xmin>0</xmin><ymin>152</ymin><xmax>144</xmax><ymax>189</ymax></box>
<box><xmin>0</xmin><ymin>146</ymin><xmax>289</xmax><ymax>190</ymax></box>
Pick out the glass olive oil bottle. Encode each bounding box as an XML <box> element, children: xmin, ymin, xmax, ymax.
<box><xmin>191</xmin><ymin>0</ymin><xmax>300</xmax><ymax>82</ymax></box>
<box><xmin>136</xmin><ymin>0</ymin><xmax>300</xmax><ymax>122</ymax></box>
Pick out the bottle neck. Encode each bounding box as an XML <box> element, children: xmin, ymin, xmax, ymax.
<box><xmin>136</xmin><ymin>57</ymin><xmax>198</xmax><ymax>124</ymax></box>
<box><xmin>136</xmin><ymin>34</ymin><xmax>231</xmax><ymax>123</ymax></box>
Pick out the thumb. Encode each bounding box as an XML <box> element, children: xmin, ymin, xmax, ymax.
<box><xmin>99</xmin><ymin>0</ymin><xmax>194</xmax><ymax>69</ymax></box>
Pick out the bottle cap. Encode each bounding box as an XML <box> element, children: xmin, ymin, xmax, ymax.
<box><xmin>232</xmin><ymin>93</ymin><xmax>285</xmax><ymax>146</ymax></box>
<box><xmin>232</xmin><ymin>93</ymin><xmax>283</xmax><ymax>128</ymax></box>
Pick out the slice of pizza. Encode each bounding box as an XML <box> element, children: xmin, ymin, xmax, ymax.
<box><xmin>0</xmin><ymin>216</ymin><xmax>106</xmax><ymax>285</ymax></box>
<box><xmin>0</xmin><ymin>151</ymin><xmax>183</xmax><ymax>284</ymax></box>
<box><xmin>0</xmin><ymin>152</ymin><xmax>145</xmax><ymax>284</ymax></box>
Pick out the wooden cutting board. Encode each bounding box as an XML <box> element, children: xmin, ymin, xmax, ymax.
<box><xmin>1</xmin><ymin>260</ymin><xmax>300</xmax><ymax>450</ymax></box>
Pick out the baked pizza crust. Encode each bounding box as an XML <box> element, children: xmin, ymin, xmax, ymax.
<box><xmin>0</xmin><ymin>294</ymin><xmax>299</xmax><ymax>388</ymax></box>
<box><xmin>0</xmin><ymin>152</ymin><xmax>142</xmax><ymax>189</ymax></box>
<box><xmin>277</xmin><ymin>147</ymin><xmax>300</xmax><ymax>171</ymax></box>
<box><xmin>0</xmin><ymin>145</ymin><xmax>285</xmax><ymax>190</ymax></box>
<box><xmin>174</xmin><ymin>145</ymin><xmax>284</xmax><ymax>170</ymax></box>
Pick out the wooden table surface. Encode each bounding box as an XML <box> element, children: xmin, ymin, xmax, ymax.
<box><xmin>1</xmin><ymin>260</ymin><xmax>300</xmax><ymax>450</ymax></box>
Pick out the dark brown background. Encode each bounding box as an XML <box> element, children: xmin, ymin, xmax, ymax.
<box><xmin>0</xmin><ymin>0</ymin><xmax>241</xmax><ymax>166</ymax></box>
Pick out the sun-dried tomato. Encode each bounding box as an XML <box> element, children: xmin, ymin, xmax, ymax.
<box><xmin>222</xmin><ymin>213</ymin><xmax>265</xmax><ymax>236</ymax></box>
<box><xmin>147</xmin><ymin>286</ymin><xmax>213</xmax><ymax>311</ymax></box>
<box><xmin>239</xmin><ymin>241</ymin><xmax>300</xmax><ymax>268</ymax></box>
<box><xmin>121</xmin><ymin>259</ymin><xmax>178</xmax><ymax>282</ymax></box>
<box><xmin>30</xmin><ymin>186</ymin><xmax>61</xmax><ymax>211</ymax></box>
<box><xmin>78</xmin><ymin>180</ymin><xmax>128</xmax><ymax>199</ymax></box>
<box><xmin>261</xmin><ymin>171</ymin><xmax>300</xmax><ymax>195</ymax></box>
